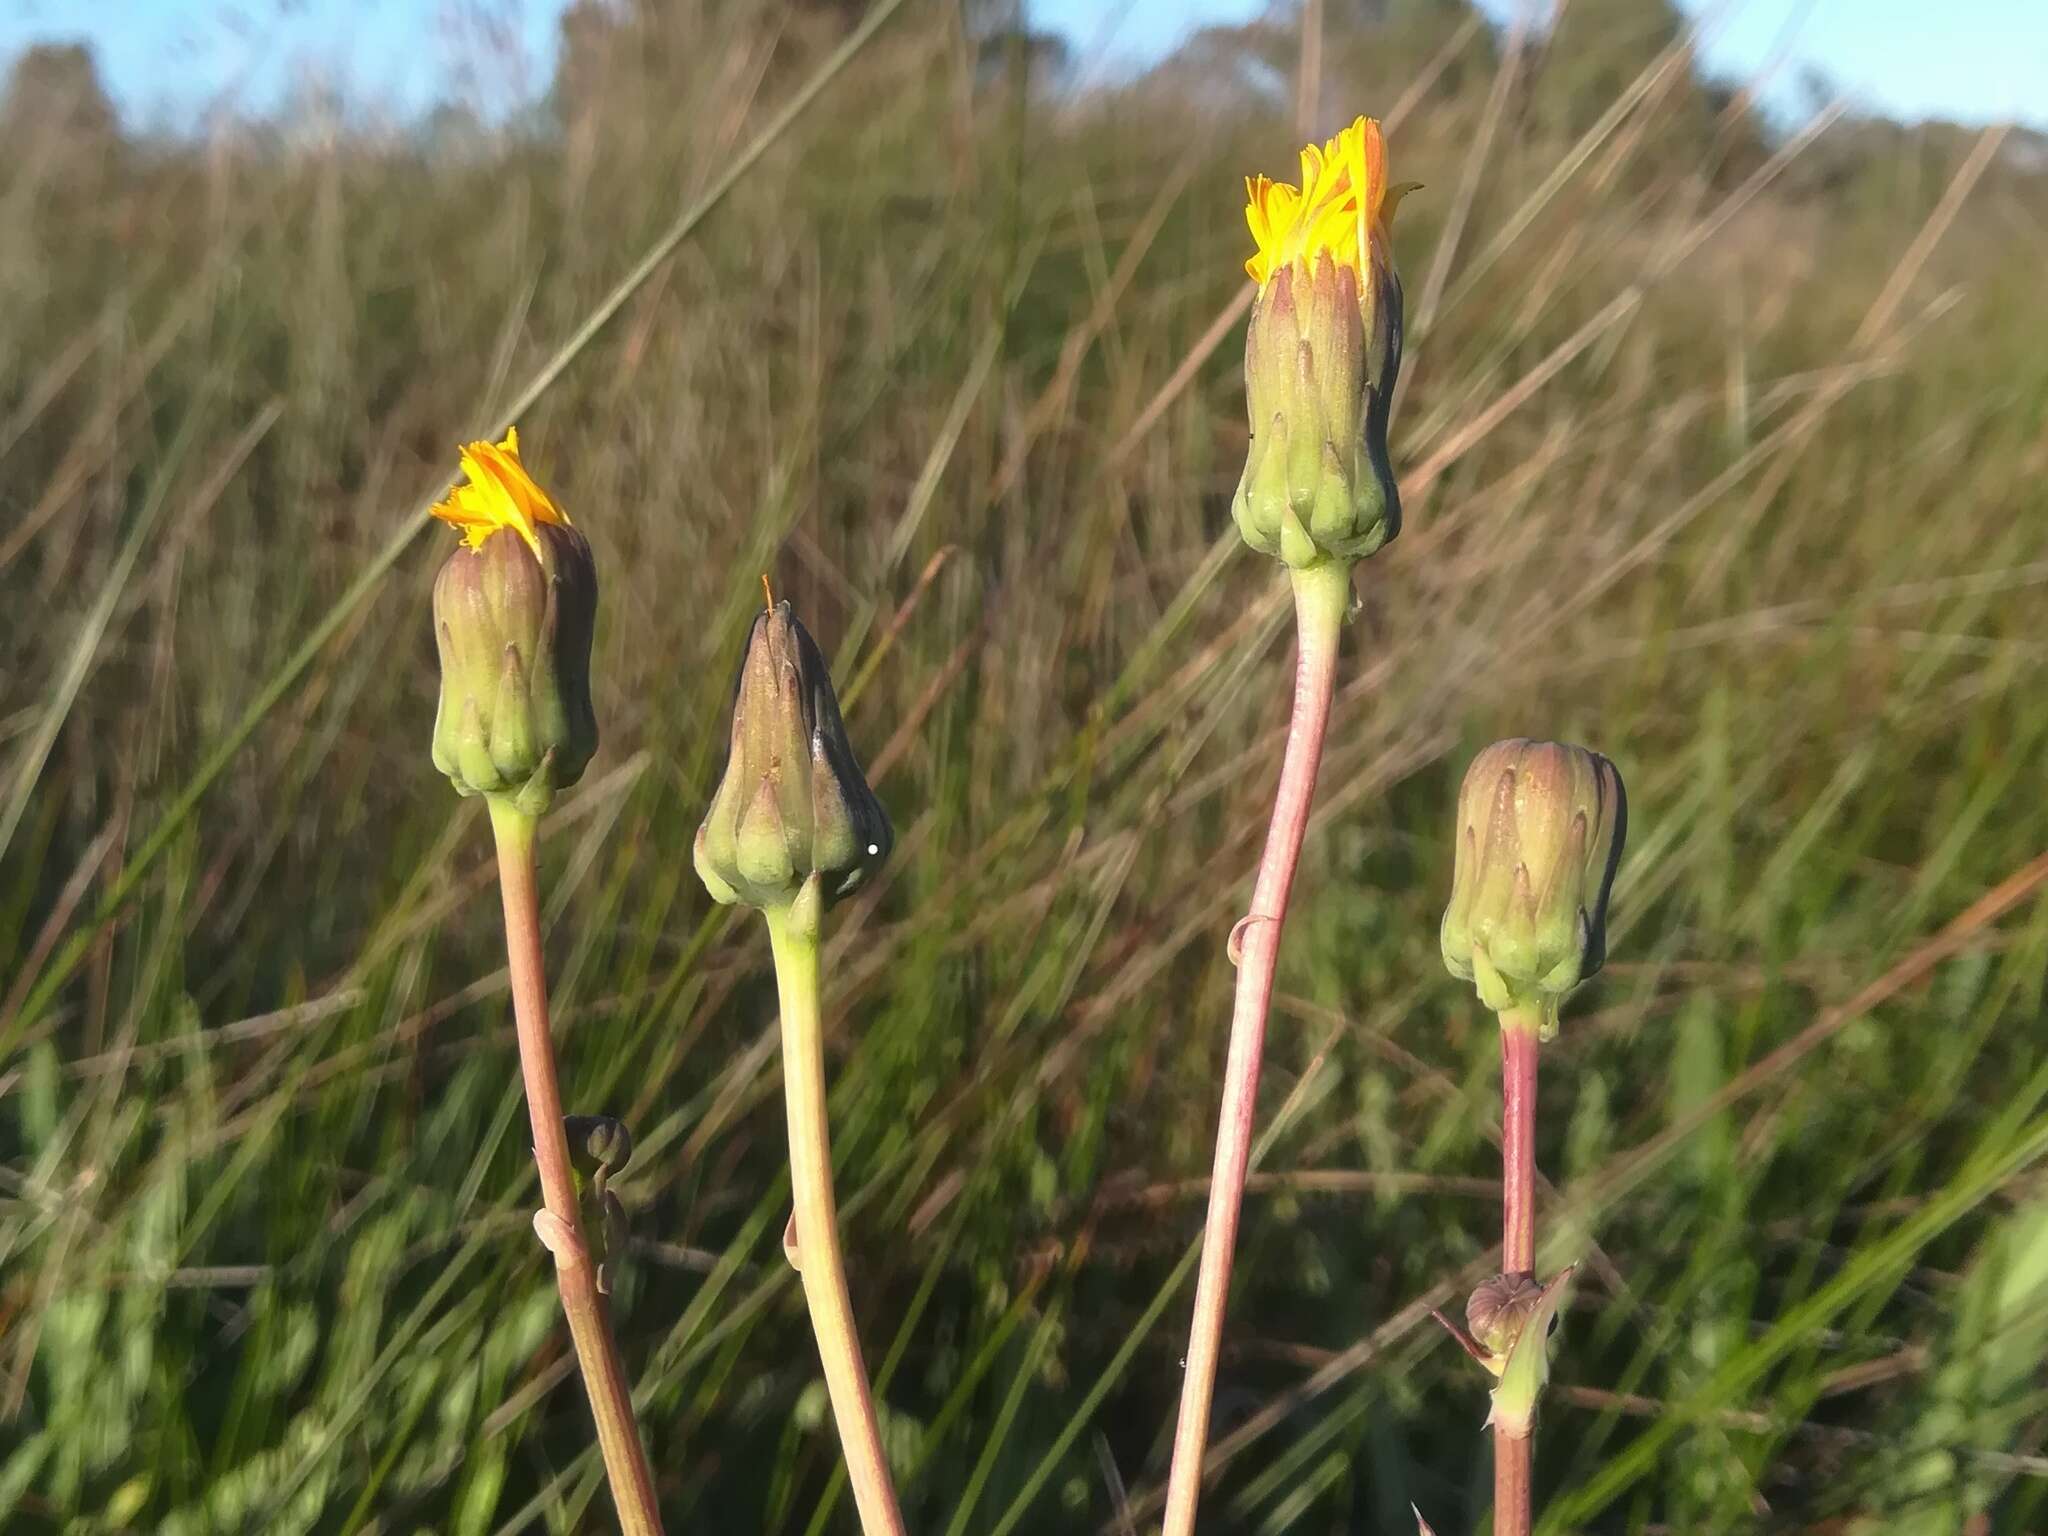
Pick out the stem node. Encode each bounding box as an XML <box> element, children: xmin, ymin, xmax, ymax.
<box><xmin>532</xmin><ymin>1208</ymin><xmax>592</xmax><ymax>1272</ymax></box>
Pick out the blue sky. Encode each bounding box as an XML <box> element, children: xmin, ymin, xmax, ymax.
<box><xmin>5</xmin><ymin>2</ymin><xmax>2044</xmax><ymax>131</ymax></box>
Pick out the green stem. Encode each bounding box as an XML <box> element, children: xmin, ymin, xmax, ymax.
<box><xmin>488</xmin><ymin>798</ymin><xmax>664</xmax><ymax>1536</ymax></box>
<box><xmin>1161</xmin><ymin>557</ymin><xmax>1351</xmax><ymax>1536</ymax></box>
<box><xmin>764</xmin><ymin>879</ymin><xmax>909</xmax><ymax>1536</ymax></box>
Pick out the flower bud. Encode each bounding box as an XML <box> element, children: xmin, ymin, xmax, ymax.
<box><xmin>1440</xmin><ymin>739</ymin><xmax>1626</xmax><ymax>1026</ymax></box>
<box><xmin>562</xmin><ymin>1113</ymin><xmax>634</xmax><ymax>1296</ymax></box>
<box><xmin>428</xmin><ymin>431</ymin><xmax>597</xmax><ymax>817</ymax></box>
<box><xmin>1233</xmin><ymin>115</ymin><xmax>1409</xmax><ymax>571</ymax></box>
<box><xmin>1485</xmin><ymin>1266</ymin><xmax>1575</xmax><ymax>1439</ymax></box>
<box><xmin>561</xmin><ymin>1122</ymin><xmax>630</xmax><ymax>1302</ymax></box>
<box><xmin>563</xmin><ymin>1114</ymin><xmax>633</xmax><ymax>1186</ymax></box>
<box><xmin>1465</xmin><ymin>1272</ymin><xmax>1544</xmax><ymax>1363</ymax></box>
<box><xmin>693</xmin><ymin>599</ymin><xmax>891</xmax><ymax>912</ymax></box>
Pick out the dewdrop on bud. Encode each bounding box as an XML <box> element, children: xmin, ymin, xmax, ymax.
<box><xmin>1440</xmin><ymin>740</ymin><xmax>1626</xmax><ymax>1030</ymax></box>
<box><xmin>693</xmin><ymin>594</ymin><xmax>891</xmax><ymax>912</ymax></box>
<box><xmin>428</xmin><ymin>430</ymin><xmax>598</xmax><ymax>817</ymax></box>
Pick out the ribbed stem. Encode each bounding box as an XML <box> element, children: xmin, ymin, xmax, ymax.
<box><xmin>765</xmin><ymin>884</ymin><xmax>909</xmax><ymax>1536</ymax></box>
<box><xmin>1494</xmin><ymin>1432</ymin><xmax>1532</xmax><ymax>1536</ymax></box>
<box><xmin>1501</xmin><ymin>1011</ymin><xmax>1540</xmax><ymax>1276</ymax></box>
<box><xmin>1494</xmin><ymin>1005</ymin><xmax>1544</xmax><ymax>1536</ymax></box>
<box><xmin>1161</xmin><ymin>559</ymin><xmax>1350</xmax><ymax>1536</ymax></box>
<box><xmin>489</xmin><ymin>798</ymin><xmax>664</xmax><ymax>1536</ymax></box>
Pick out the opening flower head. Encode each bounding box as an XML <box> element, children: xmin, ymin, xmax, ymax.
<box><xmin>431</xmin><ymin>427</ymin><xmax>572</xmax><ymax>559</ymax></box>
<box><xmin>1233</xmin><ymin>113</ymin><xmax>1410</xmax><ymax>569</ymax></box>
<box><xmin>426</xmin><ymin>427</ymin><xmax>597</xmax><ymax>813</ymax></box>
<box><xmin>1244</xmin><ymin>116</ymin><xmax>1404</xmax><ymax>287</ymax></box>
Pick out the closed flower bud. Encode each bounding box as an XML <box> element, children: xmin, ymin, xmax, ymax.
<box><xmin>562</xmin><ymin>1113</ymin><xmax>633</xmax><ymax>1295</ymax></box>
<box><xmin>563</xmin><ymin>1114</ymin><xmax>633</xmax><ymax>1187</ymax></box>
<box><xmin>693</xmin><ymin>599</ymin><xmax>891</xmax><ymax>912</ymax></box>
<box><xmin>1233</xmin><ymin>115</ymin><xmax>1411</xmax><ymax>570</ymax></box>
<box><xmin>1465</xmin><ymin>1272</ymin><xmax>1544</xmax><ymax>1363</ymax></box>
<box><xmin>1440</xmin><ymin>739</ymin><xmax>1626</xmax><ymax>1028</ymax></box>
<box><xmin>428</xmin><ymin>430</ymin><xmax>598</xmax><ymax>817</ymax></box>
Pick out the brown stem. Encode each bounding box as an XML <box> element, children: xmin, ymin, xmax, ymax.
<box><xmin>1162</xmin><ymin>560</ymin><xmax>1350</xmax><ymax>1536</ymax></box>
<box><xmin>490</xmin><ymin>799</ymin><xmax>664</xmax><ymax>1536</ymax></box>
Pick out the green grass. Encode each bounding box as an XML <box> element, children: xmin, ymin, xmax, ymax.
<box><xmin>5</xmin><ymin>2</ymin><xmax>2048</xmax><ymax>1532</ymax></box>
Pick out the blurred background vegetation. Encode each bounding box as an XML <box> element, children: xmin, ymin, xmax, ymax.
<box><xmin>3</xmin><ymin>1</ymin><xmax>2047</xmax><ymax>1531</ymax></box>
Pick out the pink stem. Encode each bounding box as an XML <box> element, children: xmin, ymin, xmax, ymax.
<box><xmin>1501</xmin><ymin>1013</ymin><xmax>1540</xmax><ymax>1276</ymax></box>
<box><xmin>1161</xmin><ymin>561</ymin><xmax>1350</xmax><ymax>1536</ymax></box>
<box><xmin>490</xmin><ymin>801</ymin><xmax>665</xmax><ymax>1536</ymax></box>
<box><xmin>1495</xmin><ymin>1432</ymin><xmax>1532</xmax><ymax>1536</ymax></box>
<box><xmin>1495</xmin><ymin>1006</ymin><xmax>1543</xmax><ymax>1536</ymax></box>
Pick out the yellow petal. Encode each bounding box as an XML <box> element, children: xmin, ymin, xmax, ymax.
<box><xmin>430</xmin><ymin>428</ymin><xmax>572</xmax><ymax>557</ymax></box>
<box><xmin>1242</xmin><ymin>115</ymin><xmax>1399</xmax><ymax>288</ymax></box>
